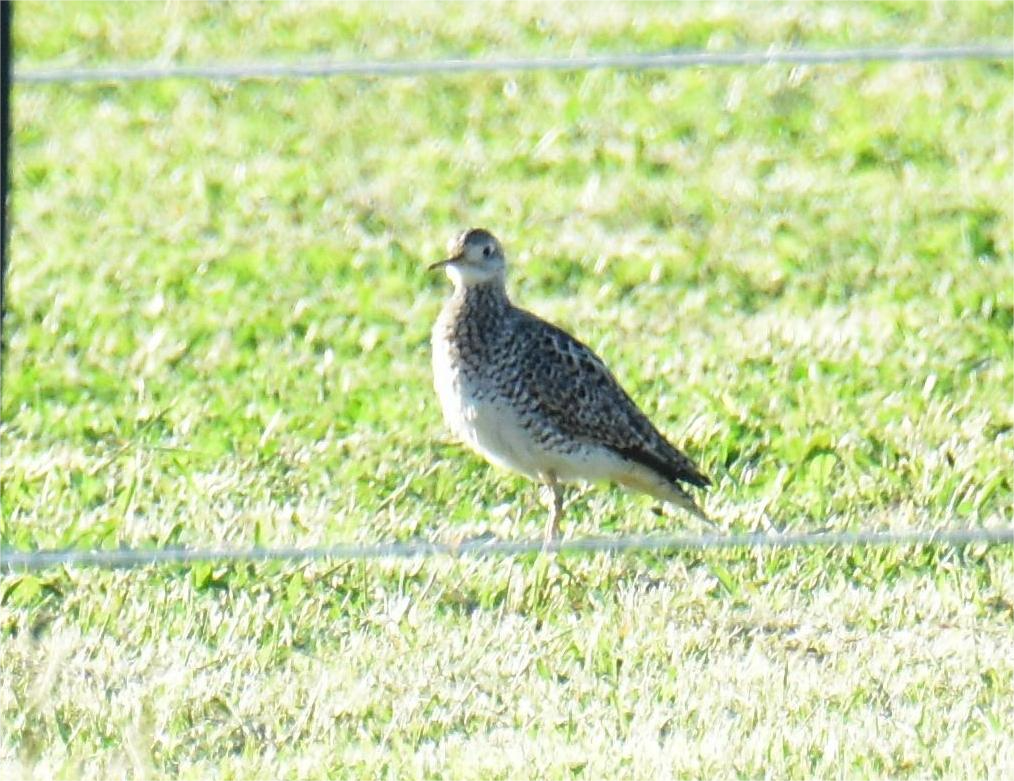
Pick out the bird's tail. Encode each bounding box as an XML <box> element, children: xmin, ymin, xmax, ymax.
<box><xmin>616</xmin><ymin>469</ymin><xmax>713</xmax><ymax>525</ymax></box>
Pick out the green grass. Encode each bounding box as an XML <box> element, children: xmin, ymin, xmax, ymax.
<box><xmin>2</xmin><ymin>1</ymin><xmax>1013</xmax><ymax>777</ymax></box>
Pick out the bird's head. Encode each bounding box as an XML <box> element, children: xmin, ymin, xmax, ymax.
<box><xmin>429</xmin><ymin>228</ymin><xmax>506</xmax><ymax>286</ymax></box>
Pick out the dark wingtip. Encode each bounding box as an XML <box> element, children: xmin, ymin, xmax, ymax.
<box><xmin>615</xmin><ymin>446</ymin><xmax>711</xmax><ymax>489</ymax></box>
<box><xmin>681</xmin><ymin>467</ymin><xmax>712</xmax><ymax>489</ymax></box>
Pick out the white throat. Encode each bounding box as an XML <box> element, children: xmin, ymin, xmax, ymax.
<box><xmin>446</xmin><ymin>263</ymin><xmax>505</xmax><ymax>289</ymax></box>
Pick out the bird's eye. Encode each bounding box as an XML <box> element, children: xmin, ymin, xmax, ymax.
<box><xmin>482</xmin><ymin>246</ymin><xmax>492</xmax><ymax>258</ymax></box>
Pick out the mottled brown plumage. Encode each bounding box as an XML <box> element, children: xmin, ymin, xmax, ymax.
<box><xmin>431</xmin><ymin>228</ymin><xmax>710</xmax><ymax>539</ymax></box>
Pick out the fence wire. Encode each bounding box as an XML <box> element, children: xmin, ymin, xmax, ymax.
<box><xmin>5</xmin><ymin>41</ymin><xmax>1012</xmax><ymax>574</ymax></box>
<box><xmin>14</xmin><ymin>44</ymin><xmax>1013</xmax><ymax>84</ymax></box>
<box><xmin>2</xmin><ymin>527</ymin><xmax>1010</xmax><ymax>572</ymax></box>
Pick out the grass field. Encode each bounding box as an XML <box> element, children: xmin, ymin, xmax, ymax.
<box><xmin>2</xmin><ymin>2</ymin><xmax>1013</xmax><ymax>778</ymax></box>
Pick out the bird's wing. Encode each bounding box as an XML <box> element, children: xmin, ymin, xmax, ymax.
<box><xmin>514</xmin><ymin>311</ymin><xmax>711</xmax><ymax>488</ymax></box>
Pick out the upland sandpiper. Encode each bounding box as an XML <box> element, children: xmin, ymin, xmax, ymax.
<box><xmin>430</xmin><ymin>228</ymin><xmax>711</xmax><ymax>541</ymax></box>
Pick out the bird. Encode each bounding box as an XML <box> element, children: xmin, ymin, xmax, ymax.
<box><xmin>430</xmin><ymin>228</ymin><xmax>711</xmax><ymax>541</ymax></box>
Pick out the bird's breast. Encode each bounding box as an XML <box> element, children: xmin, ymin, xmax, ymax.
<box><xmin>431</xmin><ymin>319</ymin><xmax>545</xmax><ymax>478</ymax></box>
<box><xmin>431</xmin><ymin>320</ymin><xmax>481</xmax><ymax>436</ymax></box>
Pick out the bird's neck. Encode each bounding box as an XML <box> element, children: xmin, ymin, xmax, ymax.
<box><xmin>437</xmin><ymin>280</ymin><xmax>512</xmax><ymax>348</ymax></box>
<box><xmin>450</xmin><ymin>279</ymin><xmax>511</xmax><ymax>315</ymax></box>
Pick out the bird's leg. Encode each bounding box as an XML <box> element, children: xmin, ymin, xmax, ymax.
<box><xmin>541</xmin><ymin>473</ymin><xmax>563</xmax><ymax>545</ymax></box>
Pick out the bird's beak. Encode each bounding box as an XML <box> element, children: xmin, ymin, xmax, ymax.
<box><xmin>428</xmin><ymin>254</ymin><xmax>461</xmax><ymax>271</ymax></box>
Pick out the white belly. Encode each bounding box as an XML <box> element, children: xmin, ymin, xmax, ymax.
<box><xmin>432</xmin><ymin>335</ymin><xmax>632</xmax><ymax>485</ymax></box>
<box><xmin>433</xmin><ymin>347</ymin><xmax>541</xmax><ymax>478</ymax></box>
